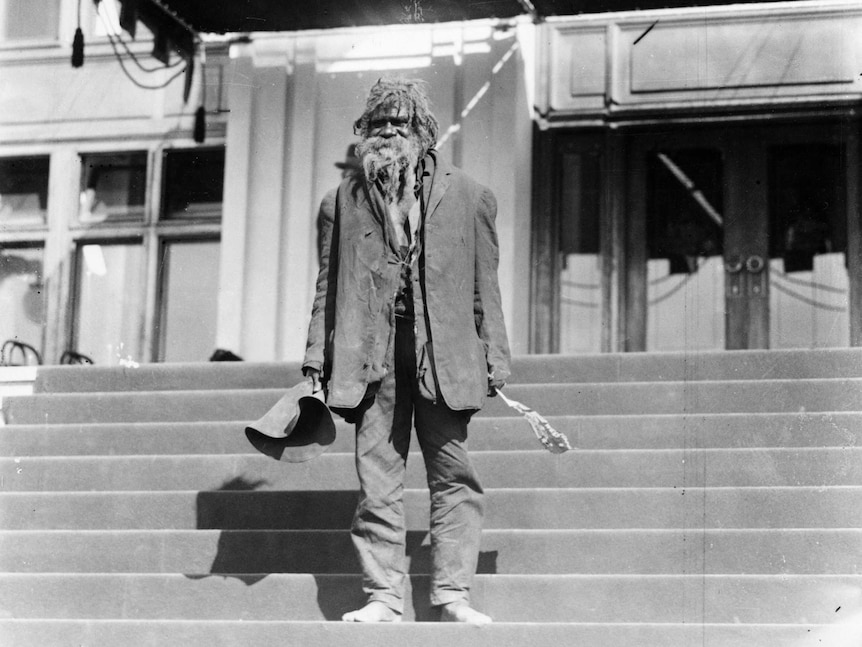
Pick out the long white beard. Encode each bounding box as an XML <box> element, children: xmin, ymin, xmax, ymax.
<box><xmin>357</xmin><ymin>135</ymin><xmax>420</xmax><ymax>201</ymax></box>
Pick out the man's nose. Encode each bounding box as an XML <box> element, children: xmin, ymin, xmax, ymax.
<box><xmin>379</xmin><ymin>121</ymin><xmax>397</xmax><ymax>137</ymax></box>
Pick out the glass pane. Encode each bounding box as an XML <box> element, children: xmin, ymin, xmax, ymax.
<box><xmin>646</xmin><ymin>149</ymin><xmax>725</xmax><ymax>351</ymax></box>
<box><xmin>0</xmin><ymin>0</ymin><xmax>60</xmax><ymax>41</ymax></box>
<box><xmin>0</xmin><ymin>156</ymin><xmax>49</xmax><ymax>226</ymax></box>
<box><xmin>558</xmin><ymin>151</ymin><xmax>603</xmax><ymax>354</ymax></box>
<box><xmin>90</xmin><ymin>0</ymin><xmax>120</xmax><ymax>37</ymax></box>
<box><xmin>0</xmin><ymin>246</ymin><xmax>46</xmax><ymax>363</ymax></box>
<box><xmin>159</xmin><ymin>239</ymin><xmax>220</xmax><ymax>362</ymax></box>
<box><xmin>647</xmin><ymin>256</ymin><xmax>726</xmax><ymax>351</ymax></box>
<box><xmin>79</xmin><ymin>152</ymin><xmax>147</xmax><ymax>223</ymax></box>
<box><xmin>162</xmin><ymin>148</ymin><xmax>225</xmax><ymax>220</ymax></box>
<box><xmin>74</xmin><ymin>242</ymin><xmax>145</xmax><ymax>365</ymax></box>
<box><xmin>768</xmin><ymin>144</ymin><xmax>848</xmax><ymax>348</ymax></box>
<box><xmin>86</xmin><ymin>0</ymin><xmax>152</xmax><ymax>40</ymax></box>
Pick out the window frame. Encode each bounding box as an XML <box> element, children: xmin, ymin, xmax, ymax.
<box><xmin>0</xmin><ymin>0</ymin><xmax>63</xmax><ymax>47</ymax></box>
<box><xmin>154</xmin><ymin>233</ymin><xmax>222</xmax><ymax>362</ymax></box>
<box><xmin>0</xmin><ymin>240</ymin><xmax>49</xmax><ymax>359</ymax></box>
<box><xmin>0</xmin><ymin>138</ymin><xmax>225</xmax><ymax>365</ymax></box>
<box><xmin>159</xmin><ymin>146</ymin><xmax>226</xmax><ymax>222</ymax></box>
<box><xmin>70</xmin><ymin>142</ymin><xmax>224</xmax><ymax>363</ymax></box>
<box><xmin>77</xmin><ymin>150</ymin><xmax>150</xmax><ymax>226</ymax></box>
<box><xmin>0</xmin><ymin>153</ymin><xmax>52</xmax><ymax>231</ymax></box>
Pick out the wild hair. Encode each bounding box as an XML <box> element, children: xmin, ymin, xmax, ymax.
<box><xmin>354</xmin><ymin>77</ymin><xmax>439</xmax><ymax>157</ymax></box>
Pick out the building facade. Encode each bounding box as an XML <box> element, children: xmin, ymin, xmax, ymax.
<box><xmin>1</xmin><ymin>0</ymin><xmax>859</xmax><ymax>365</ymax></box>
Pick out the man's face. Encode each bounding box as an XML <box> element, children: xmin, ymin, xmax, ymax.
<box><xmin>357</xmin><ymin>100</ymin><xmax>421</xmax><ymax>195</ymax></box>
<box><xmin>367</xmin><ymin>103</ymin><xmax>411</xmax><ymax>142</ymax></box>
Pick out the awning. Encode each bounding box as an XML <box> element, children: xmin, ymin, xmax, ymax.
<box><xmin>127</xmin><ymin>0</ymin><xmax>798</xmax><ymax>36</ymax></box>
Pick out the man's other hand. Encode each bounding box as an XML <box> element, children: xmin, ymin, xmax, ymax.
<box><xmin>488</xmin><ymin>374</ymin><xmax>505</xmax><ymax>397</ymax></box>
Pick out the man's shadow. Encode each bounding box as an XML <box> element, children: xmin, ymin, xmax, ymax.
<box><xmin>186</xmin><ymin>476</ymin><xmax>498</xmax><ymax>620</ymax></box>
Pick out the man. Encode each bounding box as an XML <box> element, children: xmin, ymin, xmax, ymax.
<box><xmin>303</xmin><ymin>77</ymin><xmax>511</xmax><ymax>624</ymax></box>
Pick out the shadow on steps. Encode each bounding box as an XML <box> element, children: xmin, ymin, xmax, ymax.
<box><xmin>184</xmin><ymin>476</ymin><xmax>498</xmax><ymax>620</ymax></box>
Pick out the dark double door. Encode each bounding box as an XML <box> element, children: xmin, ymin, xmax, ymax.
<box><xmin>534</xmin><ymin>120</ymin><xmax>860</xmax><ymax>354</ymax></box>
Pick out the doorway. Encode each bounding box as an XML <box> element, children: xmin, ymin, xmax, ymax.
<box><xmin>624</xmin><ymin>121</ymin><xmax>856</xmax><ymax>352</ymax></box>
<box><xmin>531</xmin><ymin>119</ymin><xmax>861</xmax><ymax>354</ymax></box>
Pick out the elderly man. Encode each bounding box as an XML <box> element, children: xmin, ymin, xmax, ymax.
<box><xmin>303</xmin><ymin>77</ymin><xmax>510</xmax><ymax>624</ymax></box>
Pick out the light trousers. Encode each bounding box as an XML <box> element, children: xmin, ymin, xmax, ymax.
<box><xmin>351</xmin><ymin>317</ymin><xmax>485</xmax><ymax>612</ymax></box>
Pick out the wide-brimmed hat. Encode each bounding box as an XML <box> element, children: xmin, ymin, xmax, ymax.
<box><xmin>244</xmin><ymin>380</ymin><xmax>336</xmax><ymax>462</ymax></box>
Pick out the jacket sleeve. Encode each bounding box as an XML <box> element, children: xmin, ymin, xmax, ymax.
<box><xmin>303</xmin><ymin>189</ymin><xmax>338</xmax><ymax>375</ymax></box>
<box><xmin>474</xmin><ymin>187</ymin><xmax>511</xmax><ymax>386</ymax></box>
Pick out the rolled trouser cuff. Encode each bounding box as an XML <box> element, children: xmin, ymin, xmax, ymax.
<box><xmin>430</xmin><ymin>589</ymin><xmax>470</xmax><ymax>608</ymax></box>
<box><xmin>366</xmin><ymin>591</ymin><xmax>405</xmax><ymax>615</ymax></box>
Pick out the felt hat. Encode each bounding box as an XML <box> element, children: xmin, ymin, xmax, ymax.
<box><xmin>244</xmin><ymin>380</ymin><xmax>336</xmax><ymax>462</ymax></box>
<box><xmin>335</xmin><ymin>143</ymin><xmax>361</xmax><ymax>171</ymax></box>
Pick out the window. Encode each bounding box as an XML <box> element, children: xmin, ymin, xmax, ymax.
<box><xmin>0</xmin><ymin>156</ymin><xmax>50</xmax><ymax>226</ymax></box>
<box><xmin>0</xmin><ymin>0</ymin><xmax>61</xmax><ymax>42</ymax></box>
<box><xmin>79</xmin><ymin>152</ymin><xmax>147</xmax><ymax>224</ymax></box>
<box><xmin>90</xmin><ymin>0</ymin><xmax>121</xmax><ymax>38</ymax></box>
<box><xmin>0</xmin><ymin>155</ymin><xmax>48</xmax><ymax>362</ymax></box>
<box><xmin>73</xmin><ymin>241</ymin><xmax>146</xmax><ymax>365</ymax></box>
<box><xmin>768</xmin><ymin>144</ymin><xmax>846</xmax><ymax>271</ymax></box>
<box><xmin>648</xmin><ymin>149</ymin><xmax>724</xmax><ymax>268</ymax></box>
<box><xmin>1</xmin><ymin>144</ymin><xmax>225</xmax><ymax>366</ymax></box>
<box><xmin>0</xmin><ymin>245</ymin><xmax>46</xmax><ymax>359</ymax></box>
<box><xmin>768</xmin><ymin>143</ymin><xmax>848</xmax><ymax>348</ymax></box>
<box><xmin>645</xmin><ymin>148</ymin><xmax>726</xmax><ymax>351</ymax></box>
<box><xmin>158</xmin><ymin>239</ymin><xmax>221</xmax><ymax>362</ymax></box>
<box><xmin>162</xmin><ymin>148</ymin><xmax>225</xmax><ymax>220</ymax></box>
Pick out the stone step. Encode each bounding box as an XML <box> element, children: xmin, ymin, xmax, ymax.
<box><xmin>31</xmin><ymin>348</ymin><xmax>862</xmax><ymax>393</ymax></box>
<box><xmin>0</xmin><ymin>620</ymin><xmax>851</xmax><ymax>647</ymax></box>
<box><xmin>0</xmin><ymin>573</ymin><xmax>857</xmax><ymax>623</ymax></box>
<box><xmin>2</xmin><ymin>529</ymin><xmax>859</xmax><ymax>575</ymax></box>
<box><xmin>4</xmin><ymin>379</ymin><xmax>862</xmax><ymax>425</ymax></box>
<box><xmin>33</xmin><ymin>362</ymin><xmax>303</xmax><ymax>395</ymax></box>
<box><xmin>2</xmin><ymin>412</ymin><xmax>860</xmax><ymax>456</ymax></box>
<box><xmin>2</xmin><ymin>448</ymin><xmax>859</xmax><ymax>492</ymax></box>
<box><xmin>4</xmin><ymin>487</ymin><xmax>860</xmax><ymax>531</ymax></box>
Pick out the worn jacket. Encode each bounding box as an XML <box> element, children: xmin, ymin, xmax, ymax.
<box><xmin>303</xmin><ymin>152</ymin><xmax>511</xmax><ymax>412</ymax></box>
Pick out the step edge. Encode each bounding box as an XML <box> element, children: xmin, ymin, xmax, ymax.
<box><xmin>3</xmin><ymin>410</ymin><xmax>861</xmax><ymax>430</ymax></box>
<box><xmin>3</xmin><ymin>446</ymin><xmax>860</xmax><ymax>461</ymax></box>
<box><xmin>2</xmin><ymin>484</ymin><xmax>860</xmax><ymax>495</ymax></box>
<box><xmin>3</xmin><ymin>527</ymin><xmax>860</xmax><ymax>536</ymax></box>
<box><xmin>12</xmin><ymin>376</ymin><xmax>862</xmax><ymax>400</ymax></box>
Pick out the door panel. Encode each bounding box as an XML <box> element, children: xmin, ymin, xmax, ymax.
<box><xmin>624</xmin><ymin>121</ymin><xmax>854</xmax><ymax>351</ymax></box>
<box><xmin>766</xmin><ymin>143</ymin><xmax>849</xmax><ymax>348</ymax></box>
<box><xmin>558</xmin><ymin>147</ymin><xmax>604</xmax><ymax>354</ymax></box>
<box><xmin>645</xmin><ymin>146</ymin><xmax>727</xmax><ymax>351</ymax></box>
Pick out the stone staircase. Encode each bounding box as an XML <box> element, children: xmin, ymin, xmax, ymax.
<box><xmin>0</xmin><ymin>349</ymin><xmax>860</xmax><ymax>646</ymax></box>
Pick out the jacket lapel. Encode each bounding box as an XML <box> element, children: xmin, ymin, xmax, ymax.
<box><xmin>422</xmin><ymin>151</ymin><xmax>451</xmax><ymax>222</ymax></box>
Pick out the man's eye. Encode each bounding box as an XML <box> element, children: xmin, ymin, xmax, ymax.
<box><xmin>371</xmin><ymin>117</ymin><xmax>409</xmax><ymax>129</ymax></box>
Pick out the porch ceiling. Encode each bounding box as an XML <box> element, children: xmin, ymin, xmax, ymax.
<box><xmin>149</xmin><ymin>0</ymin><xmax>796</xmax><ymax>34</ymax></box>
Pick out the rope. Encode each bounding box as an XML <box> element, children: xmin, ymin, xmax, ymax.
<box><xmin>648</xmin><ymin>273</ymin><xmax>695</xmax><ymax>307</ymax></box>
<box><xmin>773</xmin><ymin>268</ymin><xmax>847</xmax><ymax>295</ymax></box>
<box><xmin>770</xmin><ymin>280</ymin><xmax>847</xmax><ymax>313</ymax></box>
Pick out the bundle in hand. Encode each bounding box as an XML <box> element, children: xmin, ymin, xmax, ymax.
<box><xmin>496</xmin><ymin>389</ymin><xmax>574</xmax><ymax>454</ymax></box>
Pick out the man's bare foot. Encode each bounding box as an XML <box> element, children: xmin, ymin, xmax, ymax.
<box><xmin>439</xmin><ymin>602</ymin><xmax>492</xmax><ymax>625</ymax></box>
<box><xmin>342</xmin><ymin>601</ymin><xmax>402</xmax><ymax>623</ymax></box>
